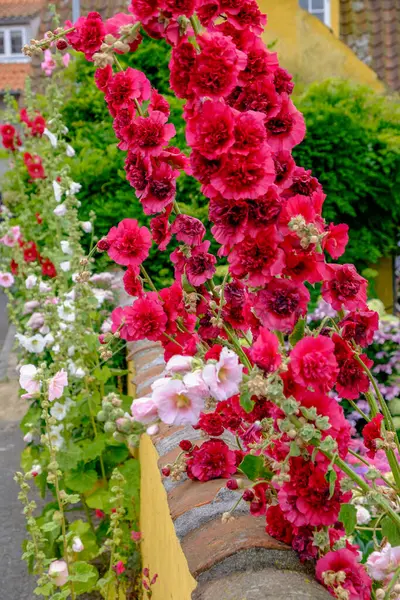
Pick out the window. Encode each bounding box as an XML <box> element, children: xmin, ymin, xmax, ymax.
<box><xmin>299</xmin><ymin>0</ymin><xmax>331</xmax><ymax>27</ymax></box>
<box><xmin>0</xmin><ymin>28</ymin><xmax>28</xmax><ymax>61</ymax></box>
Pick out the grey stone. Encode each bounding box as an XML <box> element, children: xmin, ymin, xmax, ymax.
<box><xmin>193</xmin><ymin>568</ymin><xmax>331</xmax><ymax>600</ymax></box>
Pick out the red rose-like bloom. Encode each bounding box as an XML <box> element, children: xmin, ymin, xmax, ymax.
<box><xmin>105</xmin><ymin>68</ymin><xmax>151</xmax><ymax>112</ymax></box>
<box><xmin>265</xmin><ymin>94</ymin><xmax>306</xmax><ymax>151</ymax></box>
<box><xmin>23</xmin><ymin>241</ymin><xmax>39</xmax><ymax>263</ymax></box>
<box><xmin>273</xmin><ymin>150</ymin><xmax>295</xmax><ymax>189</ymax></box>
<box><xmin>107</xmin><ymin>218</ymin><xmax>151</xmax><ymax>268</ymax></box>
<box><xmin>112</xmin><ymin>292</ymin><xmax>167</xmax><ymax>342</ymax></box>
<box><xmin>324</xmin><ymin>223</ymin><xmax>349</xmax><ymax>259</ymax></box>
<box><xmin>196</xmin><ymin>412</ymin><xmax>224</xmax><ymax>436</ymax></box>
<box><xmin>140</xmin><ymin>162</ymin><xmax>178</xmax><ymax>215</ymax></box>
<box><xmin>129</xmin><ymin>0</ymin><xmax>159</xmax><ymax>24</ymax></box>
<box><xmin>186</xmin><ymin>100</ymin><xmax>235</xmax><ymax>159</ymax></box>
<box><xmin>150</xmin><ymin>212</ymin><xmax>172</xmax><ymax>251</ymax></box>
<box><xmin>148</xmin><ymin>89</ymin><xmax>170</xmax><ymax>116</ymax></box>
<box><xmin>266</xmin><ymin>505</ymin><xmax>293</xmax><ymax>545</ymax></box>
<box><xmin>333</xmin><ymin>334</ymin><xmax>373</xmax><ymax>399</ymax></box>
<box><xmin>231</xmin><ymin>110</ymin><xmax>267</xmax><ymax>155</ymax></box>
<box><xmin>128</xmin><ymin>111</ymin><xmax>176</xmax><ymax>157</ymax></box>
<box><xmin>209</xmin><ymin>195</ymin><xmax>248</xmax><ymax>248</ymax></box>
<box><xmin>282</xmin><ymin>249</ymin><xmax>325</xmax><ymax>284</ymax></box>
<box><xmin>66</xmin><ymin>12</ymin><xmax>106</xmax><ymax>60</ymax></box>
<box><xmin>41</xmin><ymin>258</ymin><xmax>57</xmax><ymax>278</ymax></box>
<box><xmin>187</xmin><ymin>439</ymin><xmax>237</xmax><ymax>482</ymax></box>
<box><xmin>339</xmin><ymin>310</ymin><xmax>379</xmax><ymax>347</ymax></box>
<box><xmin>362</xmin><ymin>414</ymin><xmax>384</xmax><ymax>459</ymax></box>
<box><xmin>316</xmin><ymin>549</ymin><xmax>372</xmax><ymax>600</ymax></box>
<box><xmin>123</xmin><ymin>266</ymin><xmax>143</xmax><ymax>297</ymax></box>
<box><xmin>254</xmin><ymin>279</ymin><xmax>310</xmax><ymax>332</ymax></box>
<box><xmin>169</xmin><ymin>42</ymin><xmax>197</xmax><ymax>99</ymax></box>
<box><xmin>290</xmin><ymin>335</ymin><xmax>338</xmax><ymax>393</ymax></box>
<box><xmin>250</xmin><ymin>328</ymin><xmax>281</xmax><ymax>373</ymax></box>
<box><xmin>322</xmin><ymin>264</ymin><xmax>368</xmax><ymax>311</ymax></box>
<box><xmin>234</xmin><ymin>76</ymin><xmax>280</xmax><ymax>118</ymax></box>
<box><xmin>30</xmin><ymin>115</ymin><xmax>46</xmax><ymax>137</ymax></box>
<box><xmin>95</xmin><ymin>65</ymin><xmax>113</xmax><ymax>92</ymax></box>
<box><xmin>184</xmin><ymin>240</ymin><xmax>217</xmax><ymax>287</ymax></box>
<box><xmin>171</xmin><ymin>214</ymin><xmax>206</xmax><ymax>246</ymax></box>
<box><xmin>23</xmin><ymin>153</ymin><xmax>45</xmax><ymax>179</ymax></box>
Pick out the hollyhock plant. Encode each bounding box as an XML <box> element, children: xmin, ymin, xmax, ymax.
<box><xmin>106</xmin><ymin>218</ymin><xmax>151</xmax><ymax>267</ymax></box>
<box><xmin>290</xmin><ymin>336</ymin><xmax>338</xmax><ymax>393</ymax></box>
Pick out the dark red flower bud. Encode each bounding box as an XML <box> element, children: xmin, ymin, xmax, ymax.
<box><xmin>97</xmin><ymin>237</ymin><xmax>110</xmax><ymax>251</ymax></box>
<box><xmin>150</xmin><ymin>573</ymin><xmax>158</xmax><ymax>585</ymax></box>
<box><xmin>143</xmin><ymin>568</ymin><xmax>150</xmax><ymax>578</ymax></box>
<box><xmin>56</xmin><ymin>39</ymin><xmax>68</xmax><ymax>50</ymax></box>
<box><xmin>179</xmin><ymin>439</ymin><xmax>192</xmax><ymax>452</ymax></box>
<box><xmin>226</xmin><ymin>479</ymin><xmax>238</xmax><ymax>490</ymax></box>
<box><xmin>242</xmin><ymin>489</ymin><xmax>255</xmax><ymax>502</ymax></box>
<box><xmin>98</xmin><ymin>334</ymin><xmax>106</xmax><ymax>344</ymax></box>
<box><xmin>142</xmin><ymin>580</ymin><xmax>150</xmax><ymax>591</ymax></box>
<box><xmin>161</xmin><ymin>467</ymin><xmax>170</xmax><ymax>477</ymax></box>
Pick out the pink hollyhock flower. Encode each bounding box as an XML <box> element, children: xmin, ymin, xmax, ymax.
<box><xmin>234</xmin><ymin>76</ymin><xmax>280</xmax><ymax>118</ymax></box>
<box><xmin>290</xmin><ymin>335</ymin><xmax>338</xmax><ymax>393</ymax></box>
<box><xmin>140</xmin><ymin>162</ymin><xmax>178</xmax><ymax>215</ymax></box>
<box><xmin>202</xmin><ymin>347</ymin><xmax>243</xmax><ymax>401</ymax></box>
<box><xmin>231</xmin><ymin>109</ymin><xmax>267</xmax><ymax>155</ymax></box>
<box><xmin>123</xmin><ymin>266</ymin><xmax>143</xmax><ymax>297</ymax></box>
<box><xmin>48</xmin><ymin>560</ymin><xmax>69</xmax><ymax>587</ymax></box>
<box><xmin>171</xmin><ymin>214</ymin><xmax>206</xmax><ymax>246</ymax></box>
<box><xmin>48</xmin><ymin>369</ymin><xmax>68</xmax><ymax>402</ymax></box>
<box><xmin>366</xmin><ymin>544</ymin><xmax>400</xmax><ymax>582</ymax></box>
<box><xmin>19</xmin><ymin>364</ymin><xmax>41</xmax><ymax>394</ymax></box>
<box><xmin>165</xmin><ymin>355</ymin><xmax>194</xmax><ymax>373</ymax></box>
<box><xmin>148</xmin><ymin>89</ymin><xmax>170</xmax><ymax>116</ymax></box>
<box><xmin>339</xmin><ymin>310</ymin><xmax>379</xmax><ymax>347</ymax></box>
<box><xmin>66</xmin><ymin>11</ymin><xmax>105</xmax><ymax>60</ymax></box>
<box><xmin>131</xmin><ymin>530</ymin><xmax>142</xmax><ymax>542</ymax></box>
<box><xmin>324</xmin><ymin>223</ymin><xmax>349</xmax><ymax>259</ymax></box>
<box><xmin>250</xmin><ymin>328</ymin><xmax>281</xmax><ymax>373</ymax></box>
<box><xmin>152</xmin><ymin>378</ymin><xmax>205</xmax><ymax>425</ymax></box>
<box><xmin>62</xmin><ymin>54</ymin><xmax>70</xmax><ymax>68</ymax></box>
<box><xmin>107</xmin><ymin>218</ymin><xmax>151</xmax><ymax>267</ymax></box>
<box><xmin>112</xmin><ymin>293</ymin><xmax>167</xmax><ymax>342</ymax></box>
<box><xmin>185</xmin><ymin>240</ymin><xmax>217</xmax><ymax>287</ymax></box>
<box><xmin>362</xmin><ymin>414</ymin><xmax>384</xmax><ymax>459</ymax></box>
<box><xmin>151</xmin><ymin>212</ymin><xmax>172</xmax><ymax>251</ymax></box>
<box><xmin>209</xmin><ymin>195</ymin><xmax>248</xmax><ymax>248</ymax></box>
<box><xmin>273</xmin><ymin>150</ymin><xmax>296</xmax><ymax>189</ymax></box>
<box><xmin>183</xmin><ymin>369</ymin><xmax>209</xmax><ymax>399</ymax></box>
<box><xmin>210</xmin><ymin>148</ymin><xmax>275</xmax><ymax>200</ymax></box>
<box><xmin>186</xmin><ymin>100</ymin><xmax>235</xmax><ymax>159</ymax></box>
<box><xmin>95</xmin><ymin>65</ymin><xmax>113</xmax><ymax>92</ymax></box>
<box><xmin>282</xmin><ymin>249</ymin><xmax>325</xmax><ymax>284</ymax></box>
<box><xmin>131</xmin><ymin>396</ymin><xmax>158</xmax><ymax>424</ymax></box>
<box><xmin>316</xmin><ymin>549</ymin><xmax>372</xmax><ymax>600</ymax></box>
<box><xmin>41</xmin><ymin>49</ymin><xmax>56</xmax><ymax>76</ymax></box>
<box><xmin>322</xmin><ymin>264</ymin><xmax>368</xmax><ymax>311</ymax></box>
<box><xmin>228</xmin><ymin>227</ymin><xmax>285</xmax><ymax>286</ymax></box>
<box><xmin>254</xmin><ymin>278</ymin><xmax>310</xmax><ymax>332</ymax></box>
<box><xmin>128</xmin><ymin>111</ymin><xmax>176</xmax><ymax>157</ymax></box>
<box><xmin>195</xmin><ymin>412</ymin><xmax>224</xmax><ymax>436</ymax></box>
<box><xmin>129</xmin><ymin>0</ymin><xmax>159</xmax><ymax>24</ymax></box>
<box><xmin>0</xmin><ymin>272</ymin><xmax>14</xmax><ymax>287</ymax></box>
<box><xmin>104</xmin><ymin>13</ymin><xmax>142</xmax><ymax>52</ymax></box>
<box><xmin>187</xmin><ymin>439</ymin><xmax>237</xmax><ymax>482</ymax></box>
<box><xmin>114</xmin><ymin>561</ymin><xmax>125</xmax><ymax>575</ymax></box>
<box><xmin>266</xmin><ymin>505</ymin><xmax>293</xmax><ymax>545</ymax></box>
<box><xmin>265</xmin><ymin>93</ymin><xmax>306</xmax><ymax>151</ymax></box>
<box><xmin>105</xmin><ymin>68</ymin><xmax>151</xmax><ymax>112</ymax></box>
<box><xmin>0</xmin><ymin>225</ymin><xmax>21</xmax><ymax>247</ymax></box>
<box><xmin>27</xmin><ymin>312</ymin><xmax>45</xmax><ymax>330</ymax></box>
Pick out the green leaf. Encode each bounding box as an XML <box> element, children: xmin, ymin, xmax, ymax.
<box><xmin>119</xmin><ymin>459</ymin><xmax>140</xmax><ymax>518</ymax></box>
<box><xmin>69</xmin><ymin>562</ymin><xmax>98</xmax><ymax>594</ymax></box>
<box><xmin>34</xmin><ymin>583</ymin><xmax>53</xmax><ymax>596</ymax></box>
<box><xmin>326</xmin><ymin>467</ymin><xmax>337</xmax><ymax>499</ymax></box>
<box><xmin>239</xmin><ymin>455</ymin><xmax>272</xmax><ymax>482</ymax></box>
<box><xmin>382</xmin><ymin>516</ymin><xmax>400</xmax><ymax>546</ymax></box>
<box><xmin>289</xmin><ymin>318</ymin><xmax>306</xmax><ymax>347</ymax></box>
<box><xmin>239</xmin><ymin>389</ymin><xmax>255</xmax><ymax>414</ymax></box>
<box><xmin>93</xmin><ymin>365</ymin><xmax>112</xmax><ymax>383</ymax></box>
<box><xmin>65</xmin><ymin>469</ymin><xmax>98</xmax><ymax>493</ymax></box>
<box><xmin>339</xmin><ymin>503</ymin><xmax>357</xmax><ymax>535</ymax></box>
<box><xmin>103</xmin><ymin>444</ymin><xmax>129</xmax><ymax>468</ymax></box>
<box><xmin>57</xmin><ymin>442</ymin><xmax>83</xmax><ymax>471</ymax></box>
<box><xmin>85</xmin><ymin>488</ymin><xmax>111</xmax><ymax>511</ymax></box>
<box><xmin>289</xmin><ymin>442</ymin><xmax>301</xmax><ymax>457</ymax></box>
<box><xmin>69</xmin><ymin>520</ymin><xmax>100</xmax><ymax>561</ymax></box>
<box><xmin>79</xmin><ymin>435</ymin><xmax>107</xmax><ymax>462</ymax></box>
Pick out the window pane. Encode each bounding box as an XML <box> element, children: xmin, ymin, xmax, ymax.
<box><xmin>10</xmin><ymin>30</ymin><xmax>23</xmax><ymax>54</ymax></box>
<box><xmin>312</xmin><ymin>10</ymin><xmax>325</xmax><ymax>22</ymax></box>
<box><xmin>299</xmin><ymin>0</ymin><xmax>309</xmax><ymax>8</ymax></box>
<box><xmin>0</xmin><ymin>32</ymin><xmax>4</xmax><ymax>54</ymax></box>
<box><xmin>311</xmin><ymin>0</ymin><xmax>324</xmax><ymax>9</ymax></box>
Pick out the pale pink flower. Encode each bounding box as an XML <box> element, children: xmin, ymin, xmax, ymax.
<box><xmin>41</xmin><ymin>49</ymin><xmax>56</xmax><ymax>76</ymax></box>
<box><xmin>25</xmin><ymin>275</ymin><xmax>37</xmax><ymax>289</ymax></box>
<box><xmin>72</xmin><ymin>536</ymin><xmax>84</xmax><ymax>552</ymax></box>
<box><xmin>0</xmin><ymin>225</ymin><xmax>21</xmax><ymax>246</ymax></box>
<box><xmin>62</xmin><ymin>53</ymin><xmax>71</xmax><ymax>68</ymax></box>
<box><xmin>48</xmin><ymin>560</ymin><xmax>69</xmax><ymax>586</ymax></box>
<box><xmin>48</xmin><ymin>369</ymin><xmax>68</xmax><ymax>402</ymax></box>
<box><xmin>183</xmin><ymin>370</ymin><xmax>209</xmax><ymax>398</ymax></box>
<box><xmin>131</xmin><ymin>396</ymin><xmax>158</xmax><ymax>424</ymax></box>
<box><xmin>23</xmin><ymin>300</ymin><xmax>40</xmax><ymax>315</ymax></box>
<box><xmin>26</xmin><ymin>312</ymin><xmax>44</xmax><ymax>330</ymax></box>
<box><xmin>202</xmin><ymin>347</ymin><xmax>243</xmax><ymax>401</ymax></box>
<box><xmin>23</xmin><ymin>432</ymin><xmax>33</xmax><ymax>443</ymax></box>
<box><xmin>146</xmin><ymin>424</ymin><xmax>159</xmax><ymax>435</ymax></box>
<box><xmin>19</xmin><ymin>364</ymin><xmax>41</xmax><ymax>394</ymax></box>
<box><xmin>0</xmin><ymin>272</ymin><xmax>14</xmax><ymax>288</ymax></box>
<box><xmin>366</xmin><ymin>544</ymin><xmax>400</xmax><ymax>581</ymax></box>
<box><xmin>152</xmin><ymin>378</ymin><xmax>204</xmax><ymax>426</ymax></box>
<box><xmin>166</xmin><ymin>355</ymin><xmax>194</xmax><ymax>373</ymax></box>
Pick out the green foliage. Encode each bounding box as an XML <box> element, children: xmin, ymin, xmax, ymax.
<box><xmin>294</xmin><ymin>80</ymin><xmax>400</xmax><ymax>268</ymax></box>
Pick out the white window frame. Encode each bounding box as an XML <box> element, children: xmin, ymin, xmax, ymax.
<box><xmin>301</xmin><ymin>0</ymin><xmax>331</xmax><ymax>28</ymax></box>
<box><xmin>0</xmin><ymin>27</ymin><xmax>29</xmax><ymax>62</ymax></box>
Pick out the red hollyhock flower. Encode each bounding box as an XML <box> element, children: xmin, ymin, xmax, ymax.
<box><xmin>23</xmin><ymin>153</ymin><xmax>45</xmax><ymax>179</ymax></box>
<box><xmin>104</xmin><ymin>13</ymin><xmax>142</xmax><ymax>53</ymax></box>
<box><xmin>282</xmin><ymin>248</ymin><xmax>325</xmax><ymax>284</ymax></box>
<box><xmin>316</xmin><ymin>549</ymin><xmax>372</xmax><ymax>600</ymax></box>
<box><xmin>128</xmin><ymin>111</ymin><xmax>176</xmax><ymax>157</ymax></box>
<box><xmin>322</xmin><ymin>264</ymin><xmax>368</xmax><ymax>311</ymax></box>
<box><xmin>35</xmin><ymin>212</ymin><xmax>43</xmax><ymax>225</ymax></box>
<box><xmin>185</xmin><ymin>240</ymin><xmax>217</xmax><ymax>287</ymax></box>
<box><xmin>186</xmin><ymin>439</ymin><xmax>237</xmax><ymax>482</ymax></box>
<box><xmin>210</xmin><ymin>148</ymin><xmax>275</xmax><ymax>200</ymax></box>
<box><xmin>282</xmin><ymin>166</ymin><xmax>322</xmax><ymax>200</ymax></box>
<box><xmin>215</xmin><ymin>398</ymin><xmax>242</xmax><ymax>431</ymax></box>
<box><xmin>169</xmin><ymin>42</ymin><xmax>197</xmax><ymax>98</ymax></box>
<box><xmin>190</xmin><ymin>150</ymin><xmax>221</xmax><ymax>186</ymax></box>
<box><xmin>333</xmin><ymin>336</ymin><xmax>372</xmax><ymax>400</ymax></box>
<box><xmin>362</xmin><ymin>414</ymin><xmax>384</xmax><ymax>459</ymax></box>
<box><xmin>339</xmin><ymin>310</ymin><xmax>379</xmax><ymax>347</ymax></box>
<box><xmin>209</xmin><ymin>195</ymin><xmax>248</xmax><ymax>248</ymax></box>
<box><xmin>10</xmin><ymin>259</ymin><xmax>19</xmax><ymax>275</ymax></box>
<box><xmin>323</xmin><ymin>223</ymin><xmax>349</xmax><ymax>259</ymax></box>
<box><xmin>272</xmin><ymin>150</ymin><xmax>295</xmax><ymax>189</ymax></box>
<box><xmin>237</xmin><ymin>33</ymin><xmax>279</xmax><ymax>83</ymax></box>
<box><xmin>148</xmin><ymin>89</ymin><xmax>170</xmax><ymax>116</ymax></box>
<box><xmin>234</xmin><ymin>76</ymin><xmax>280</xmax><ymax>118</ymax></box>
<box><xmin>66</xmin><ymin>12</ymin><xmax>106</xmax><ymax>60</ymax></box>
<box><xmin>41</xmin><ymin>258</ymin><xmax>57</xmax><ymax>278</ymax></box>
<box><xmin>95</xmin><ymin>65</ymin><xmax>113</xmax><ymax>92</ymax></box>
<box><xmin>274</xmin><ymin>67</ymin><xmax>294</xmax><ymax>95</ymax></box>
<box><xmin>105</xmin><ymin>68</ymin><xmax>151</xmax><ymax>113</ymax></box>
<box><xmin>228</xmin><ymin>228</ymin><xmax>285</xmax><ymax>286</ymax></box>
<box><xmin>254</xmin><ymin>278</ymin><xmax>310</xmax><ymax>332</ymax></box>
<box><xmin>140</xmin><ymin>162</ymin><xmax>178</xmax><ymax>215</ymax></box>
<box><xmin>265</xmin><ymin>93</ymin><xmax>306</xmax><ymax>151</ymax></box>
<box><xmin>249</xmin><ymin>482</ymin><xmax>269</xmax><ymax>516</ymax></box>
<box><xmin>22</xmin><ymin>241</ymin><xmax>39</xmax><ymax>263</ymax></box>
<box><xmin>125</xmin><ymin>151</ymin><xmax>150</xmax><ymax>193</ymax></box>
<box><xmin>231</xmin><ymin>109</ymin><xmax>267</xmax><ymax>155</ymax></box>
<box><xmin>159</xmin><ymin>281</ymin><xmax>185</xmax><ymax>334</ymax></box>
<box><xmin>186</xmin><ymin>100</ymin><xmax>235</xmax><ymax>159</ymax></box>
<box><xmin>107</xmin><ymin>218</ymin><xmax>151</xmax><ymax>268</ymax></box>
<box><xmin>1</xmin><ymin>124</ymin><xmax>19</xmax><ymax>150</ymax></box>
<box><xmin>111</xmin><ymin>292</ymin><xmax>167</xmax><ymax>342</ymax></box>
<box><xmin>162</xmin><ymin>330</ymin><xmax>199</xmax><ymax>361</ymax></box>
<box><xmin>123</xmin><ymin>266</ymin><xmax>143</xmax><ymax>297</ymax></box>
<box><xmin>266</xmin><ymin>505</ymin><xmax>293</xmax><ymax>545</ymax></box>
<box><xmin>290</xmin><ymin>335</ymin><xmax>338</xmax><ymax>393</ymax></box>
<box><xmin>171</xmin><ymin>214</ymin><xmax>206</xmax><ymax>246</ymax></box>
<box><xmin>129</xmin><ymin>0</ymin><xmax>159</xmax><ymax>24</ymax></box>
<box><xmin>30</xmin><ymin>115</ymin><xmax>46</xmax><ymax>136</ymax></box>
<box><xmin>150</xmin><ymin>212</ymin><xmax>172</xmax><ymax>251</ymax></box>
<box><xmin>195</xmin><ymin>412</ymin><xmax>224</xmax><ymax>436</ymax></box>
<box><xmin>250</xmin><ymin>328</ymin><xmax>281</xmax><ymax>373</ymax></box>
<box><xmin>204</xmin><ymin>344</ymin><xmax>223</xmax><ymax>361</ymax></box>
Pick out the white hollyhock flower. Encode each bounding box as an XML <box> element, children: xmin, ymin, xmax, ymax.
<box><xmin>72</xmin><ymin>536</ymin><xmax>84</xmax><ymax>552</ymax></box>
<box><xmin>54</xmin><ymin>203</ymin><xmax>67</xmax><ymax>217</ymax></box>
<box><xmin>44</xmin><ymin>128</ymin><xmax>58</xmax><ymax>148</ymax></box>
<box><xmin>60</xmin><ymin>261</ymin><xmax>71</xmax><ymax>272</ymax></box>
<box><xmin>23</xmin><ymin>432</ymin><xmax>33</xmax><ymax>443</ymax></box>
<box><xmin>39</xmin><ymin>281</ymin><xmax>52</xmax><ymax>293</ymax></box>
<box><xmin>57</xmin><ymin>300</ymin><xmax>75</xmax><ymax>322</ymax></box>
<box><xmin>16</xmin><ymin>333</ymin><xmax>47</xmax><ymax>354</ymax></box>
<box><xmin>49</xmin><ymin>425</ymin><xmax>64</xmax><ymax>450</ymax></box>
<box><xmin>31</xmin><ymin>463</ymin><xmax>42</xmax><ymax>477</ymax></box>
<box><xmin>48</xmin><ymin>560</ymin><xmax>68</xmax><ymax>586</ymax></box>
<box><xmin>60</xmin><ymin>240</ymin><xmax>72</xmax><ymax>255</ymax></box>
<box><xmin>356</xmin><ymin>506</ymin><xmax>371</xmax><ymax>525</ymax></box>
<box><xmin>50</xmin><ymin>402</ymin><xmax>67</xmax><ymax>421</ymax></box>
<box><xmin>52</xmin><ymin>180</ymin><xmax>62</xmax><ymax>203</ymax></box>
<box><xmin>66</xmin><ymin>144</ymin><xmax>75</xmax><ymax>157</ymax></box>
<box><xmin>81</xmin><ymin>221</ymin><xmax>92</xmax><ymax>233</ymax></box>
<box><xmin>25</xmin><ymin>275</ymin><xmax>37</xmax><ymax>289</ymax></box>
<box><xmin>67</xmin><ymin>182</ymin><xmax>81</xmax><ymax>196</ymax></box>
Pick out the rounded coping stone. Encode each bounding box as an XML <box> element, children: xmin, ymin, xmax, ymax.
<box><xmin>192</xmin><ymin>566</ymin><xmax>331</xmax><ymax>600</ymax></box>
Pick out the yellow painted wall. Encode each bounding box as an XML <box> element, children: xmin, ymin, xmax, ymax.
<box><xmin>373</xmin><ymin>256</ymin><xmax>395</xmax><ymax>313</ymax></box>
<box><xmin>139</xmin><ymin>434</ymin><xmax>197</xmax><ymax>600</ymax></box>
<box><xmin>260</xmin><ymin>0</ymin><xmax>384</xmax><ymax>91</ymax></box>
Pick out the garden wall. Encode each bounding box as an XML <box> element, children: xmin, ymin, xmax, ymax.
<box><xmin>127</xmin><ymin>340</ymin><xmax>331</xmax><ymax>600</ymax></box>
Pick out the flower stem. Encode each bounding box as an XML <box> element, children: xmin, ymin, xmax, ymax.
<box><xmin>384</xmin><ymin>564</ymin><xmax>400</xmax><ymax>600</ymax></box>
